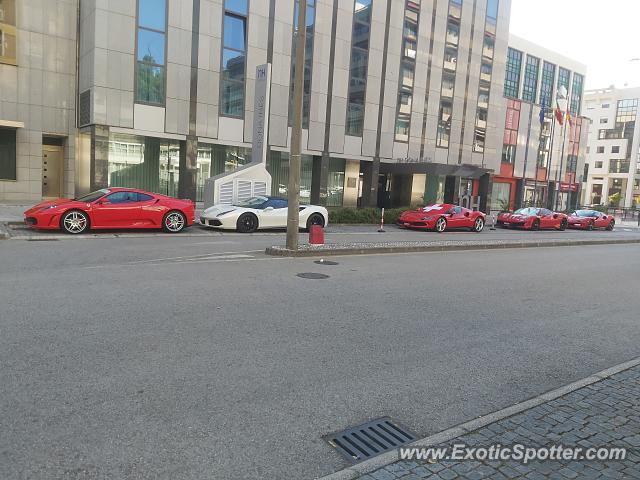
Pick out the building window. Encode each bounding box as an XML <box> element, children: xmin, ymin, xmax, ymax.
<box><xmin>599</xmin><ymin>118</ymin><xmax>608</xmax><ymax>124</ymax></box>
<box><xmin>135</xmin><ymin>0</ymin><xmax>167</xmax><ymax>105</ymax></box>
<box><xmin>557</xmin><ymin>67</ymin><xmax>571</xmax><ymax>95</ymax></box>
<box><xmin>570</xmin><ymin>72</ymin><xmax>583</xmax><ymax>115</ymax></box>
<box><xmin>594</xmin><ymin>161</ymin><xmax>603</xmax><ymax>169</ymax></box>
<box><xmin>345</xmin><ymin>0</ymin><xmax>372</xmax><ymax>136</ymax></box>
<box><xmin>612</xmin><ymin>145</ymin><xmax>620</xmax><ymax>153</ymax></box>
<box><xmin>437</xmin><ymin>0</ymin><xmax>462</xmax><ymax>148</ymax></box>
<box><xmin>522</xmin><ymin>55</ymin><xmax>539</xmax><ymax>103</ymax></box>
<box><xmin>539</xmin><ymin>61</ymin><xmax>555</xmax><ymax>107</ymax></box>
<box><xmin>503</xmin><ymin>47</ymin><xmax>522</xmax><ymax>99</ymax></box>
<box><xmin>602</xmin><ymin>103</ymin><xmax>610</xmax><ymax>108</ymax></box>
<box><xmin>566</xmin><ymin>155</ymin><xmax>577</xmax><ymax>173</ymax></box>
<box><xmin>196</xmin><ymin>143</ymin><xmax>251</xmax><ymax>201</ymax></box>
<box><xmin>327</xmin><ymin>158</ymin><xmax>345</xmax><ymax>207</ymax></box>
<box><xmin>609</xmin><ymin>159</ymin><xmax>630</xmax><ymax>174</ymax></box>
<box><xmin>491</xmin><ymin>182</ymin><xmax>511</xmax><ymax>211</ymax></box>
<box><xmin>289</xmin><ymin>0</ymin><xmax>316</xmax><ymax>129</ymax></box>
<box><xmin>502</xmin><ymin>99</ymin><xmax>520</xmax><ymax>163</ymax></box>
<box><xmin>596</xmin><ymin>146</ymin><xmax>604</xmax><ymax>153</ymax></box>
<box><xmin>220</xmin><ymin>0</ymin><xmax>248</xmax><ymax>117</ymax></box>
<box><xmin>395</xmin><ymin>0</ymin><xmax>421</xmax><ymax>142</ymax></box>
<box><xmin>0</xmin><ymin>127</ymin><xmax>16</xmax><ymax>180</ymax></box>
<box><xmin>0</xmin><ymin>0</ymin><xmax>16</xmax><ymax>65</ymax></box>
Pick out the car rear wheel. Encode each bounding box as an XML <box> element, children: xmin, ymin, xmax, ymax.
<box><xmin>587</xmin><ymin>220</ymin><xmax>594</xmax><ymax>231</ymax></box>
<box><xmin>435</xmin><ymin>217</ymin><xmax>447</xmax><ymax>233</ymax></box>
<box><xmin>306</xmin><ymin>213</ymin><xmax>325</xmax><ymax>231</ymax></box>
<box><xmin>163</xmin><ymin>210</ymin><xmax>186</xmax><ymax>233</ymax></box>
<box><xmin>61</xmin><ymin>210</ymin><xmax>89</xmax><ymax>234</ymax></box>
<box><xmin>606</xmin><ymin>220</ymin><xmax>615</xmax><ymax>231</ymax></box>
<box><xmin>531</xmin><ymin>219</ymin><xmax>540</xmax><ymax>231</ymax></box>
<box><xmin>559</xmin><ymin>219</ymin><xmax>567</xmax><ymax>231</ymax></box>
<box><xmin>236</xmin><ymin>213</ymin><xmax>258</xmax><ymax>233</ymax></box>
<box><xmin>472</xmin><ymin>217</ymin><xmax>484</xmax><ymax>233</ymax></box>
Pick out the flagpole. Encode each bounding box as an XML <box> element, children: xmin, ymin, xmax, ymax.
<box><xmin>543</xmin><ymin>110</ymin><xmax>556</xmax><ymax>208</ymax></box>
<box><xmin>519</xmin><ymin>103</ymin><xmax>534</xmax><ymax>209</ymax></box>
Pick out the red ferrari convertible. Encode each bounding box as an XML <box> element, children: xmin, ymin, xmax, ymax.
<box><xmin>397</xmin><ymin>204</ymin><xmax>486</xmax><ymax>232</ymax></box>
<box><xmin>24</xmin><ymin>188</ymin><xmax>195</xmax><ymax>234</ymax></box>
<box><xmin>567</xmin><ymin>209</ymin><xmax>615</xmax><ymax>230</ymax></box>
<box><xmin>497</xmin><ymin>207</ymin><xmax>567</xmax><ymax>230</ymax></box>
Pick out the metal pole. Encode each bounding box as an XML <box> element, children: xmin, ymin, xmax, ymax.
<box><xmin>555</xmin><ymin>120</ymin><xmax>568</xmax><ymax>211</ymax></box>
<box><xmin>543</xmin><ymin>113</ymin><xmax>556</xmax><ymax>208</ymax></box>
<box><xmin>286</xmin><ymin>0</ymin><xmax>307</xmax><ymax>251</ymax></box>
<box><xmin>519</xmin><ymin>103</ymin><xmax>534</xmax><ymax>208</ymax></box>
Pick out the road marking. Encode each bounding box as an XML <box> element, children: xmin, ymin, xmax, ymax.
<box><xmin>124</xmin><ymin>250</ymin><xmax>263</xmax><ymax>264</ymax></box>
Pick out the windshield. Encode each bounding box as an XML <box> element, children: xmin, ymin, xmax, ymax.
<box><xmin>573</xmin><ymin>210</ymin><xmax>598</xmax><ymax>217</ymax></box>
<box><xmin>234</xmin><ymin>196</ymin><xmax>269</xmax><ymax>208</ymax></box>
<box><xmin>514</xmin><ymin>207</ymin><xmax>538</xmax><ymax>215</ymax></box>
<box><xmin>75</xmin><ymin>189</ymin><xmax>110</xmax><ymax>203</ymax></box>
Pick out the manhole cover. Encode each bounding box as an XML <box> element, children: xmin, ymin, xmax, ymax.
<box><xmin>314</xmin><ymin>259</ymin><xmax>338</xmax><ymax>265</ymax></box>
<box><xmin>324</xmin><ymin>417</ymin><xmax>416</xmax><ymax>463</ymax></box>
<box><xmin>296</xmin><ymin>272</ymin><xmax>330</xmax><ymax>279</ymax></box>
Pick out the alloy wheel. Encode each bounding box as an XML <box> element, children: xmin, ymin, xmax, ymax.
<box><xmin>436</xmin><ymin>217</ymin><xmax>447</xmax><ymax>232</ymax></box>
<box><xmin>474</xmin><ymin>217</ymin><xmax>484</xmax><ymax>232</ymax></box>
<box><xmin>164</xmin><ymin>212</ymin><xmax>185</xmax><ymax>232</ymax></box>
<box><xmin>62</xmin><ymin>211</ymin><xmax>88</xmax><ymax>234</ymax></box>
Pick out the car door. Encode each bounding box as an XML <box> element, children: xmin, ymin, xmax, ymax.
<box><xmin>458</xmin><ymin>207</ymin><xmax>474</xmax><ymax>227</ymax></box>
<box><xmin>137</xmin><ymin>192</ymin><xmax>164</xmax><ymax>227</ymax></box>
<box><xmin>595</xmin><ymin>213</ymin><xmax>608</xmax><ymax>228</ymax></box>
<box><xmin>447</xmin><ymin>206</ymin><xmax>465</xmax><ymax>228</ymax></box>
<box><xmin>258</xmin><ymin>198</ymin><xmax>289</xmax><ymax>228</ymax></box>
<box><xmin>91</xmin><ymin>191</ymin><xmax>140</xmax><ymax>228</ymax></box>
<box><xmin>538</xmin><ymin>209</ymin><xmax>554</xmax><ymax>229</ymax></box>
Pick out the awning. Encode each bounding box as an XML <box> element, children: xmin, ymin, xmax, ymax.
<box><xmin>0</xmin><ymin>120</ymin><xmax>24</xmax><ymax>128</ymax></box>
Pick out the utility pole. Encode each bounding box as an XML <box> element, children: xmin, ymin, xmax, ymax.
<box><xmin>286</xmin><ymin>0</ymin><xmax>307</xmax><ymax>250</ymax></box>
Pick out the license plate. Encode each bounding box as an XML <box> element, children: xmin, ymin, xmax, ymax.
<box><xmin>503</xmin><ymin>222</ymin><xmax>510</xmax><ymax>226</ymax></box>
<box><xmin>404</xmin><ymin>222</ymin><xmax>410</xmax><ymax>226</ymax></box>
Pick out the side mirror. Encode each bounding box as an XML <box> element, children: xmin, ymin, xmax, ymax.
<box><xmin>553</xmin><ymin>214</ymin><xmax>558</xmax><ymax>219</ymax></box>
<box><xmin>602</xmin><ymin>215</ymin><xmax>607</xmax><ymax>220</ymax></box>
<box><xmin>464</xmin><ymin>211</ymin><xmax>470</xmax><ymax>217</ymax></box>
<box><xmin>264</xmin><ymin>206</ymin><xmax>274</xmax><ymax>211</ymax></box>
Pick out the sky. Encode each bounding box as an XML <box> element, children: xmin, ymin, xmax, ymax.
<box><xmin>509</xmin><ymin>0</ymin><xmax>640</xmax><ymax>90</ymax></box>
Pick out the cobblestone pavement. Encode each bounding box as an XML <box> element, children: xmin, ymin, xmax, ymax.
<box><xmin>359</xmin><ymin>365</ymin><xmax>640</xmax><ymax>479</ymax></box>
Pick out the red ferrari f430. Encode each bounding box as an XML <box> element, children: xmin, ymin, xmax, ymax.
<box><xmin>397</xmin><ymin>204</ymin><xmax>486</xmax><ymax>232</ymax></box>
<box><xmin>24</xmin><ymin>188</ymin><xmax>195</xmax><ymax>234</ymax></box>
<box><xmin>497</xmin><ymin>207</ymin><xmax>567</xmax><ymax>230</ymax></box>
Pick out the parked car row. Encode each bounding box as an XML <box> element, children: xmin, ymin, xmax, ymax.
<box><xmin>22</xmin><ymin>189</ymin><xmax>615</xmax><ymax>235</ymax></box>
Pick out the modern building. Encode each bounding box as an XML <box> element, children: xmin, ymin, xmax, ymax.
<box><xmin>491</xmin><ymin>34</ymin><xmax>588</xmax><ymax>212</ymax></box>
<box><xmin>582</xmin><ymin>86</ymin><xmax>640</xmax><ymax>208</ymax></box>
<box><xmin>0</xmin><ymin>0</ymin><xmax>513</xmax><ymax>210</ymax></box>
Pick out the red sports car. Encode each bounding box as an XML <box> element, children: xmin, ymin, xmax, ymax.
<box><xmin>497</xmin><ymin>207</ymin><xmax>567</xmax><ymax>230</ymax></box>
<box><xmin>24</xmin><ymin>188</ymin><xmax>195</xmax><ymax>234</ymax></box>
<box><xmin>567</xmin><ymin>209</ymin><xmax>615</xmax><ymax>230</ymax></box>
<box><xmin>397</xmin><ymin>203</ymin><xmax>486</xmax><ymax>232</ymax></box>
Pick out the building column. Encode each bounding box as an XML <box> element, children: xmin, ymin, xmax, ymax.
<box><xmin>90</xmin><ymin>125</ymin><xmax>109</xmax><ymax>191</ymax></box>
<box><xmin>179</xmin><ymin>135</ymin><xmax>198</xmax><ymax>201</ymax></box>
<box><xmin>514</xmin><ymin>178</ymin><xmax>524</xmax><ymax>209</ymax></box>
<box><xmin>311</xmin><ymin>153</ymin><xmax>329</xmax><ymax>205</ymax></box>
<box><xmin>478</xmin><ymin>173</ymin><xmax>491</xmax><ymax>213</ymax></box>
<box><xmin>362</xmin><ymin>157</ymin><xmax>380</xmax><ymax>207</ymax></box>
<box><xmin>444</xmin><ymin>175</ymin><xmax>460</xmax><ymax>204</ymax></box>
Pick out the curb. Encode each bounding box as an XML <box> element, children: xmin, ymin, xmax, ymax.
<box><xmin>266</xmin><ymin>237</ymin><xmax>640</xmax><ymax>257</ymax></box>
<box><xmin>317</xmin><ymin>356</ymin><xmax>640</xmax><ymax>480</ymax></box>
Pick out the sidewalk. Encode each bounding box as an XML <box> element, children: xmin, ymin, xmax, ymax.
<box><xmin>326</xmin><ymin>360</ymin><xmax>640</xmax><ymax>480</ymax></box>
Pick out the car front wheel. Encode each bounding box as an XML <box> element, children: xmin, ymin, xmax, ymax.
<box><xmin>531</xmin><ymin>219</ymin><xmax>540</xmax><ymax>231</ymax></box>
<box><xmin>61</xmin><ymin>210</ymin><xmax>89</xmax><ymax>234</ymax></box>
<box><xmin>559</xmin><ymin>219</ymin><xmax>567</xmax><ymax>231</ymax></box>
<box><xmin>606</xmin><ymin>220</ymin><xmax>615</xmax><ymax>231</ymax></box>
<box><xmin>435</xmin><ymin>217</ymin><xmax>447</xmax><ymax>233</ymax></box>
<box><xmin>163</xmin><ymin>210</ymin><xmax>186</xmax><ymax>233</ymax></box>
<box><xmin>236</xmin><ymin>213</ymin><xmax>258</xmax><ymax>233</ymax></box>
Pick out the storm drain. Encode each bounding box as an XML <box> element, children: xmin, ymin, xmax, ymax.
<box><xmin>296</xmin><ymin>272</ymin><xmax>330</xmax><ymax>279</ymax></box>
<box><xmin>314</xmin><ymin>259</ymin><xmax>338</xmax><ymax>265</ymax></box>
<box><xmin>324</xmin><ymin>417</ymin><xmax>416</xmax><ymax>463</ymax></box>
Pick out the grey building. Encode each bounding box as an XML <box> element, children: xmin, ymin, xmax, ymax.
<box><xmin>1</xmin><ymin>0</ymin><xmax>512</xmax><ymax>209</ymax></box>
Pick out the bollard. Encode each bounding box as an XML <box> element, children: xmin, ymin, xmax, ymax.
<box><xmin>490</xmin><ymin>213</ymin><xmax>497</xmax><ymax>230</ymax></box>
<box><xmin>378</xmin><ymin>207</ymin><xmax>386</xmax><ymax>232</ymax></box>
<box><xmin>309</xmin><ymin>224</ymin><xmax>324</xmax><ymax>245</ymax></box>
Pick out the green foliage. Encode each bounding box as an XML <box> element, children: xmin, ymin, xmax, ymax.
<box><xmin>328</xmin><ymin>207</ymin><xmax>415</xmax><ymax>225</ymax></box>
<box><xmin>608</xmin><ymin>192</ymin><xmax>621</xmax><ymax>207</ymax></box>
<box><xmin>497</xmin><ymin>198</ymin><xmax>511</xmax><ymax>212</ymax></box>
<box><xmin>591</xmin><ymin>204</ymin><xmax>608</xmax><ymax>213</ymax></box>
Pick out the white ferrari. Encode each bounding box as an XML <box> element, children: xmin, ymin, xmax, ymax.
<box><xmin>200</xmin><ymin>196</ymin><xmax>329</xmax><ymax>233</ymax></box>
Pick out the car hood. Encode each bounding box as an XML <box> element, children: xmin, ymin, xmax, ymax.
<box><xmin>25</xmin><ymin>198</ymin><xmax>75</xmax><ymax>214</ymax></box>
<box><xmin>202</xmin><ymin>204</ymin><xmax>239</xmax><ymax>216</ymax></box>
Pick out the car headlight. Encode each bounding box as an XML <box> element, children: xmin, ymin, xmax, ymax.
<box><xmin>218</xmin><ymin>209</ymin><xmax>236</xmax><ymax>216</ymax></box>
<box><xmin>39</xmin><ymin>205</ymin><xmax>57</xmax><ymax>212</ymax></box>
<box><xmin>421</xmin><ymin>216</ymin><xmax>435</xmax><ymax>221</ymax></box>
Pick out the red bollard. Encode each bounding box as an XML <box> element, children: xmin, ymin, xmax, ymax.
<box><xmin>309</xmin><ymin>224</ymin><xmax>324</xmax><ymax>245</ymax></box>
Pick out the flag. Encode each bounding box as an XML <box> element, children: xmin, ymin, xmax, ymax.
<box><xmin>554</xmin><ymin>106</ymin><xmax>564</xmax><ymax>125</ymax></box>
<box><xmin>539</xmin><ymin>107</ymin><xmax>546</xmax><ymax>125</ymax></box>
<box><xmin>566</xmin><ymin>109</ymin><xmax>573</xmax><ymax>127</ymax></box>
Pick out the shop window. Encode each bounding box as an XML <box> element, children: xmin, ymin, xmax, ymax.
<box><xmin>0</xmin><ymin>128</ymin><xmax>16</xmax><ymax>180</ymax></box>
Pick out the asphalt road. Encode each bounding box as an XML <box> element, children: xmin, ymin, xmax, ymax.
<box><xmin>1</xmin><ymin>236</ymin><xmax>640</xmax><ymax>479</ymax></box>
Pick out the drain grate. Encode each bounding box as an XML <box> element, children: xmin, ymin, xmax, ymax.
<box><xmin>296</xmin><ymin>272</ymin><xmax>330</xmax><ymax>279</ymax></box>
<box><xmin>324</xmin><ymin>417</ymin><xmax>416</xmax><ymax>463</ymax></box>
<box><xmin>314</xmin><ymin>259</ymin><xmax>338</xmax><ymax>265</ymax></box>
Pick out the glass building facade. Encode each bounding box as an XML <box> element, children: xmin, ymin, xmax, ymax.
<box><xmin>345</xmin><ymin>0</ymin><xmax>372</xmax><ymax>136</ymax></box>
<box><xmin>135</xmin><ymin>0</ymin><xmax>167</xmax><ymax>105</ymax></box>
<box><xmin>289</xmin><ymin>0</ymin><xmax>316</xmax><ymax>129</ymax></box>
<box><xmin>220</xmin><ymin>0</ymin><xmax>248</xmax><ymax>117</ymax></box>
<box><xmin>503</xmin><ymin>47</ymin><xmax>522</xmax><ymax>99</ymax></box>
